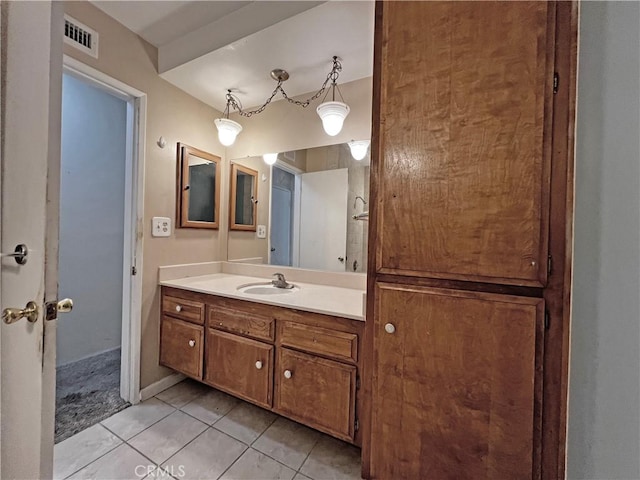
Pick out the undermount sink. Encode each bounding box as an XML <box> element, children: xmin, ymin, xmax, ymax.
<box><xmin>237</xmin><ymin>282</ymin><xmax>299</xmax><ymax>295</ymax></box>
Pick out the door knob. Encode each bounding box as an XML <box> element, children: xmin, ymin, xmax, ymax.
<box><xmin>255</xmin><ymin>361</ymin><xmax>263</xmax><ymax>370</ymax></box>
<box><xmin>283</xmin><ymin>369</ymin><xmax>292</xmax><ymax>379</ymax></box>
<box><xmin>3</xmin><ymin>301</ymin><xmax>39</xmax><ymax>324</ymax></box>
<box><xmin>384</xmin><ymin>323</ymin><xmax>396</xmax><ymax>334</ymax></box>
<box><xmin>57</xmin><ymin>298</ymin><xmax>73</xmax><ymax>313</ymax></box>
<box><xmin>188</xmin><ymin>339</ymin><xmax>196</xmax><ymax>348</ymax></box>
<box><xmin>338</xmin><ymin>257</ymin><xmax>345</xmax><ymax>263</ymax></box>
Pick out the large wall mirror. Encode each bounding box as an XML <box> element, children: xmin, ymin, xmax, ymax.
<box><xmin>177</xmin><ymin>143</ymin><xmax>221</xmax><ymax>229</ymax></box>
<box><xmin>227</xmin><ymin>142</ymin><xmax>370</xmax><ymax>273</ymax></box>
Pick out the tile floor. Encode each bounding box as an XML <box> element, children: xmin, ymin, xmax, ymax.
<box><xmin>54</xmin><ymin>379</ymin><xmax>363</xmax><ymax>480</ymax></box>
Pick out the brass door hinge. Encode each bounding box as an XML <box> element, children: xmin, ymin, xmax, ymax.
<box><xmin>553</xmin><ymin>72</ymin><xmax>559</xmax><ymax>94</ymax></box>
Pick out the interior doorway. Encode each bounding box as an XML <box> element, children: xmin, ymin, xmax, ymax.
<box><xmin>55</xmin><ymin>58</ymin><xmax>145</xmax><ymax>443</ymax></box>
<box><xmin>270</xmin><ymin>166</ymin><xmax>296</xmax><ymax>266</ymax></box>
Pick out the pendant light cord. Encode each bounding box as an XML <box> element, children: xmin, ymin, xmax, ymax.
<box><xmin>225</xmin><ymin>57</ymin><xmax>343</xmax><ymax>118</ymax></box>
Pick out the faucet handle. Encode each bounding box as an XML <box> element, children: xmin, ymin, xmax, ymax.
<box><xmin>272</xmin><ymin>272</ymin><xmax>285</xmax><ymax>280</ymax></box>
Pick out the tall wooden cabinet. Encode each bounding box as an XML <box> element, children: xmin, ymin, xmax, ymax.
<box><xmin>364</xmin><ymin>2</ymin><xmax>577</xmax><ymax>479</ymax></box>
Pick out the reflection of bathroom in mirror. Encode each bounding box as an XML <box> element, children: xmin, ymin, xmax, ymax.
<box><xmin>227</xmin><ymin>142</ymin><xmax>369</xmax><ymax>273</ymax></box>
<box><xmin>177</xmin><ymin>143</ymin><xmax>221</xmax><ymax>229</ymax></box>
<box><xmin>230</xmin><ymin>163</ymin><xmax>258</xmax><ymax>231</ymax></box>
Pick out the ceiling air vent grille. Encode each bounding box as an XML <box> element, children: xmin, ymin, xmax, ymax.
<box><xmin>64</xmin><ymin>15</ymin><xmax>99</xmax><ymax>58</ymax></box>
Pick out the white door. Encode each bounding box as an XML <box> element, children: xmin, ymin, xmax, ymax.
<box><xmin>271</xmin><ymin>186</ymin><xmax>293</xmax><ymax>266</ymax></box>
<box><xmin>298</xmin><ymin>169</ymin><xmax>348</xmax><ymax>271</ymax></box>
<box><xmin>1</xmin><ymin>2</ymin><xmax>63</xmax><ymax>478</ymax></box>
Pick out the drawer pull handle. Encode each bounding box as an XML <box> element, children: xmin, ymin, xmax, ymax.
<box><xmin>384</xmin><ymin>323</ymin><xmax>396</xmax><ymax>334</ymax></box>
<box><xmin>255</xmin><ymin>361</ymin><xmax>263</xmax><ymax>370</ymax></box>
<box><xmin>188</xmin><ymin>339</ymin><xmax>196</xmax><ymax>347</ymax></box>
<box><xmin>283</xmin><ymin>369</ymin><xmax>292</xmax><ymax>379</ymax></box>
<box><xmin>175</xmin><ymin>305</ymin><xmax>182</xmax><ymax>312</ymax></box>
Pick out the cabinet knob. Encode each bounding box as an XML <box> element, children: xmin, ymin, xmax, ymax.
<box><xmin>188</xmin><ymin>339</ymin><xmax>195</xmax><ymax>347</ymax></box>
<box><xmin>175</xmin><ymin>305</ymin><xmax>182</xmax><ymax>312</ymax></box>
<box><xmin>283</xmin><ymin>369</ymin><xmax>292</xmax><ymax>379</ymax></box>
<box><xmin>384</xmin><ymin>323</ymin><xmax>396</xmax><ymax>334</ymax></box>
<box><xmin>255</xmin><ymin>361</ymin><xmax>263</xmax><ymax>370</ymax></box>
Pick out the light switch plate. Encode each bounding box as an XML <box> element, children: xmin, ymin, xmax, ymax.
<box><xmin>257</xmin><ymin>225</ymin><xmax>267</xmax><ymax>239</ymax></box>
<box><xmin>152</xmin><ymin>217</ymin><xmax>171</xmax><ymax>237</ymax></box>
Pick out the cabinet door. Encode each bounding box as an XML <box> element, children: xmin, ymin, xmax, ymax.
<box><xmin>375</xmin><ymin>1</ymin><xmax>554</xmax><ymax>286</ymax></box>
<box><xmin>160</xmin><ymin>316</ymin><xmax>204</xmax><ymax>380</ymax></box>
<box><xmin>370</xmin><ymin>283</ymin><xmax>544</xmax><ymax>480</ymax></box>
<box><xmin>275</xmin><ymin>348</ymin><xmax>356</xmax><ymax>442</ymax></box>
<box><xmin>204</xmin><ymin>329</ymin><xmax>273</xmax><ymax>409</ymax></box>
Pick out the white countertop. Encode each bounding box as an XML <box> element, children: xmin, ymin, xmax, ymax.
<box><xmin>160</xmin><ymin>273</ymin><xmax>366</xmax><ymax>321</ymax></box>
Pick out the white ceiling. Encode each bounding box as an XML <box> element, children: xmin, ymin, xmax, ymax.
<box><xmin>92</xmin><ymin>1</ymin><xmax>375</xmax><ymax>112</ymax></box>
<box><xmin>91</xmin><ymin>1</ymin><xmax>250</xmax><ymax>47</ymax></box>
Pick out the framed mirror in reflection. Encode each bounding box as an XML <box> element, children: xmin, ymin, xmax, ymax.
<box><xmin>230</xmin><ymin>163</ymin><xmax>258</xmax><ymax>231</ymax></box>
<box><xmin>177</xmin><ymin>143</ymin><xmax>221</xmax><ymax>229</ymax></box>
<box><xmin>227</xmin><ymin>142</ymin><xmax>370</xmax><ymax>273</ymax></box>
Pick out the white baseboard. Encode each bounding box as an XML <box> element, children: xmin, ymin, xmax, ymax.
<box><xmin>139</xmin><ymin>372</ymin><xmax>185</xmax><ymax>401</ymax></box>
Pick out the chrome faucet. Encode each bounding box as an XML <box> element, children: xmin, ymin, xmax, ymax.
<box><xmin>272</xmin><ymin>272</ymin><xmax>293</xmax><ymax>289</ymax></box>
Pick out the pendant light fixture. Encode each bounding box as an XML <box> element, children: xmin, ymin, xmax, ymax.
<box><xmin>214</xmin><ymin>92</ymin><xmax>243</xmax><ymax>146</ymax></box>
<box><xmin>214</xmin><ymin>57</ymin><xmax>349</xmax><ymax>146</ymax></box>
<box><xmin>263</xmin><ymin>153</ymin><xmax>278</xmax><ymax>165</ymax></box>
<box><xmin>316</xmin><ymin>58</ymin><xmax>350</xmax><ymax>136</ymax></box>
<box><xmin>348</xmin><ymin>140</ymin><xmax>370</xmax><ymax>161</ymax></box>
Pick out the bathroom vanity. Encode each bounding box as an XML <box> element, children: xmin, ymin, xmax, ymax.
<box><xmin>158</xmin><ymin>274</ymin><xmax>365</xmax><ymax>446</ymax></box>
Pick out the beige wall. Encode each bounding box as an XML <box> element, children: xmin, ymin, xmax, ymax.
<box><xmin>227</xmin><ymin>157</ymin><xmax>270</xmax><ymax>263</ymax></box>
<box><xmin>63</xmin><ymin>2</ymin><xmax>226</xmax><ymax>389</ymax></box>
<box><xmin>226</xmin><ymin>76</ymin><xmax>372</xmax><ymax>159</ymax></box>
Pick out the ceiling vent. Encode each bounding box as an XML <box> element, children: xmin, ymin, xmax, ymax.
<box><xmin>64</xmin><ymin>15</ymin><xmax>98</xmax><ymax>59</ymax></box>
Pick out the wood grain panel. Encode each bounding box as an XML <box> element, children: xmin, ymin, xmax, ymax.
<box><xmin>369</xmin><ymin>283</ymin><xmax>544</xmax><ymax>479</ymax></box>
<box><xmin>162</xmin><ymin>295</ymin><xmax>204</xmax><ymax>325</ymax></box>
<box><xmin>275</xmin><ymin>347</ymin><xmax>356</xmax><ymax>442</ymax></box>
<box><xmin>208</xmin><ymin>304</ymin><xmax>274</xmax><ymax>342</ymax></box>
<box><xmin>204</xmin><ymin>329</ymin><xmax>273</xmax><ymax>409</ymax></box>
<box><xmin>277</xmin><ymin>321</ymin><xmax>358</xmax><ymax>364</ymax></box>
<box><xmin>160</xmin><ymin>316</ymin><xmax>204</xmax><ymax>379</ymax></box>
<box><xmin>376</xmin><ymin>1</ymin><xmax>553</xmax><ymax>286</ymax></box>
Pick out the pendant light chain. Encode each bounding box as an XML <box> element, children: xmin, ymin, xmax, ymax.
<box><xmin>226</xmin><ymin>56</ymin><xmax>343</xmax><ymax>118</ymax></box>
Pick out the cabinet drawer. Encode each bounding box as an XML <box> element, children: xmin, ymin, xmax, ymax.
<box><xmin>275</xmin><ymin>348</ymin><xmax>356</xmax><ymax>442</ymax></box>
<box><xmin>208</xmin><ymin>305</ymin><xmax>274</xmax><ymax>342</ymax></box>
<box><xmin>204</xmin><ymin>329</ymin><xmax>273</xmax><ymax>409</ymax></box>
<box><xmin>163</xmin><ymin>295</ymin><xmax>204</xmax><ymax>325</ymax></box>
<box><xmin>160</xmin><ymin>316</ymin><xmax>204</xmax><ymax>379</ymax></box>
<box><xmin>278</xmin><ymin>321</ymin><xmax>358</xmax><ymax>363</ymax></box>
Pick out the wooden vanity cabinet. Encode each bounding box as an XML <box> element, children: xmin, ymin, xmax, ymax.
<box><xmin>204</xmin><ymin>329</ymin><xmax>274</xmax><ymax>409</ymax></box>
<box><xmin>275</xmin><ymin>347</ymin><xmax>357</xmax><ymax>442</ymax></box>
<box><xmin>160</xmin><ymin>286</ymin><xmax>364</xmax><ymax>446</ymax></box>
<box><xmin>160</xmin><ymin>289</ymin><xmax>206</xmax><ymax>379</ymax></box>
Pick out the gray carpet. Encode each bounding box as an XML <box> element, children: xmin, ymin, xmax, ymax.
<box><xmin>55</xmin><ymin>348</ymin><xmax>130</xmax><ymax>443</ymax></box>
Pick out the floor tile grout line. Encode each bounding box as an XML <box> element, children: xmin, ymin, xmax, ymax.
<box><xmin>296</xmin><ymin>435</ymin><xmax>322</xmax><ymax>475</ymax></box>
<box><xmin>100</xmin><ymin>423</ymin><xmax>164</xmax><ymax>469</ymax></box>
<box><xmin>153</xmin><ymin>423</ymin><xmax>219</xmax><ymax>468</ymax></box>
<box><xmin>101</xmin><ymin>400</ymin><xmax>177</xmax><ymax>444</ymax></box>
<box><xmin>175</xmin><ymin>402</ymin><xmax>236</xmax><ymax>429</ymax></box>
<box><xmin>60</xmin><ymin>425</ymin><xmax>124</xmax><ymax>480</ymax></box>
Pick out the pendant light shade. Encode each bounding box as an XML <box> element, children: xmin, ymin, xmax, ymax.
<box><xmin>348</xmin><ymin>140</ymin><xmax>370</xmax><ymax>161</ymax></box>
<box><xmin>263</xmin><ymin>153</ymin><xmax>278</xmax><ymax>165</ymax></box>
<box><xmin>316</xmin><ymin>101</ymin><xmax>350</xmax><ymax>136</ymax></box>
<box><xmin>214</xmin><ymin>118</ymin><xmax>242</xmax><ymax>146</ymax></box>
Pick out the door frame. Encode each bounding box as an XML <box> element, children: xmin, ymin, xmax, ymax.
<box><xmin>62</xmin><ymin>55</ymin><xmax>146</xmax><ymax>404</ymax></box>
